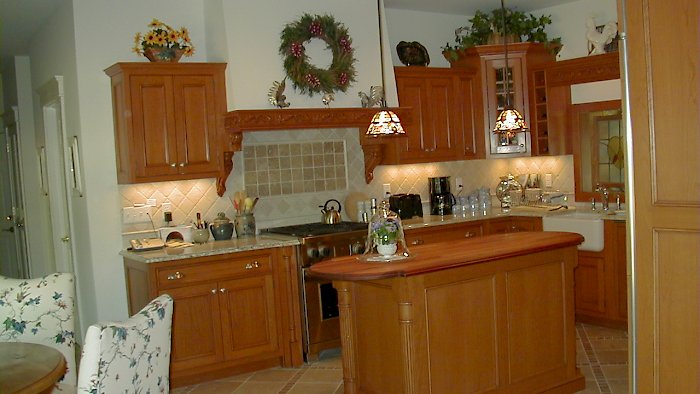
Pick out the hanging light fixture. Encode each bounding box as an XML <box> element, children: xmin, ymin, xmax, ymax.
<box><xmin>492</xmin><ymin>0</ymin><xmax>528</xmax><ymax>136</ymax></box>
<box><xmin>366</xmin><ymin>0</ymin><xmax>405</xmax><ymax>137</ymax></box>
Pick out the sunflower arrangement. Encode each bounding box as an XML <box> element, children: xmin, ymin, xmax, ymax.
<box><xmin>133</xmin><ymin>19</ymin><xmax>194</xmax><ymax>62</ymax></box>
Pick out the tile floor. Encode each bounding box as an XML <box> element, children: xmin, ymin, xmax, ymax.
<box><xmin>172</xmin><ymin>324</ymin><xmax>627</xmax><ymax>394</ymax></box>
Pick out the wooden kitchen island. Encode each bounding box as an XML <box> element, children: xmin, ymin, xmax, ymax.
<box><xmin>309</xmin><ymin>231</ymin><xmax>585</xmax><ymax>393</ymax></box>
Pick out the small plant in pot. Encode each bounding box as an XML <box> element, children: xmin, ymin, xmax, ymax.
<box><xmin>442</xmin><ymin>7</ymin><xmax>562</xmax><ymax>62</ymax></box>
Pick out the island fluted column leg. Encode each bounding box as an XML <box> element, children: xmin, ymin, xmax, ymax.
<box><xmin>398</xmin><ymin>300</ymin><xmax>415</xmax><ymax>393</ymax></box>
<box><xmin>334</xmin><ymin>281</ymin><xmax>357</xmax><ymax>394</ymax></box>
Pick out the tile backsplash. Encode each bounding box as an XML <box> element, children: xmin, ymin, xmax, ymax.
<box><xmin>120</xmin><ymin>128</ymin><xmax>574</xmax><ymax>236</ymax></box>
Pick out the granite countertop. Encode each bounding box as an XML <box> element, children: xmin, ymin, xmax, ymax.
<box><xmin>120</xmin><ymin>234</ymin><xmax>300</xmax><ymax>263</ymax></box>
<box><xmin>400</xmin><ymin>206</ymin><xmax>626</xmax><ymax>230</ymax></box>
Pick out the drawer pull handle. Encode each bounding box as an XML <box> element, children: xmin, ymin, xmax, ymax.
<box><xmin>411</xmin><ymin>239</ymin><xmax>424</xmax><ymax>245</ymax></box>
<box><xmin>219</xmin><ymin>288</ymin><xmax>226</xmax><ymax>293</ymax></box>
<box><xmin>211</xmin><ymin>289</ymin><xmax>217</xmax><ymax>294</ymax></box>
<box><xmin>464</xmin><ymin>232</ymin><xmax>474</xmax><ymax>238</ymax></box>
<box><xmin>245</xmin><ymin>261</ymin><xmax>260</xmax><ymax>269</ymax></box>
<box><xmin>167</xmin><ymin>271</ymin><xmax>183</xmax><ymax>280</ymax></box>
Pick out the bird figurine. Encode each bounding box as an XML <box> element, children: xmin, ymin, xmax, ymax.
<box><xmin>321</xmin><ymin>92</ymin><xmax>334</xmax><ymax>108</ymax></box>
<box><xmin>358</xmin><ymin>86</ymin><xmax>384</xmax><ymax>108</ymax></box>
<box><xmin>586</xmin><ymin>18</ymin><xmax>618</xmax><ymax>55</ymax></box>
<box><xmin>396</xmin><ymin>41</ymin><xmax>430</xmax><ymax>66</ymax></box>
<box><xmin>268</xmin><ymin>78</ymin><xmax>290</xmax><ymax>108</ymax></box>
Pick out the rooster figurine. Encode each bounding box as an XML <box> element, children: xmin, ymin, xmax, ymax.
<box><xmin>358</xmin><ymin>86</ymin><xmax>384</xmax><ymax>108</ymax></box>
<box><xmin>268</xmin><ymin>78</ymin><xmax>290</xmax><ymax>108</ymax></box>
<box><xmin>321</xmin><ymin>92</ymin><xmax>335</xmax><ymax>108</ymax></box>
<box><xmin>586</xmin><ymin>18</ymin><xmax>617</xmax><ymax>55</ymax></box>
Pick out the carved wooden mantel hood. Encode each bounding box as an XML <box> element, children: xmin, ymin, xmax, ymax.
<box><xmin>215</xmin><ymin>107</ymin><xmax>412</xmax><ymax>196</ymax></box>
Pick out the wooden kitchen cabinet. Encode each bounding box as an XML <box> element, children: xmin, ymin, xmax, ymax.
<box><xmin>404</xmin><ymin>220</ymin><xmax>484</xmax><ymax>247</ymax></box>
<box><xmin>448</xmin><ymin>43</ymin><xmax>555</xmax><ymax>157</ymax></box>
<box><xmin>573</xmin><ymin>219</ymin><xmax>627</xmax><ymax>328</ymax></box>
<box><xmin>486</xmin><ymin>216</ymin><xmax>543</xmax><ymax>234</ymax></box>
<box><xmin>386</xmin><ymin>67</ymin><xmax>483</xmax><ymax>164</ymax></box>
<box><xmin>123</xmin><ymin>246</ymin><xmax>302</xmax><ymax>387</ymax></box>
<box><xmin>105</xmin><ymin>63</ymin><xmax>226</xmax><ymax>184</ymax></box>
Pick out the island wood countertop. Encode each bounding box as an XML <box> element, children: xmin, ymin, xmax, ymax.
<box><xmin>309</xmin><ymin>231</ymin><xmax>583</xmax><ymax>281</ymax></box>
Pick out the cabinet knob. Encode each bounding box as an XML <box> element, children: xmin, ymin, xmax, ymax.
<box><xmin>245</xmin><ymin>261</ymin><xmax>261</xmax><ymax>269</ymax></box>
<box><xmin>170</xmin><ymin>163</ymin><xmax>177</xmax><ymax>168</ymax></box>
<box><xmin>464</xmin><ymin>232</ymin><xmax>474</xmax><ymax>238</ymax></box>
<box><xmin>219</xmin><ymin>288</ymin><xmax>226</xmax><ymax>293</ymax></box>
<box><xmin>411</xmin><ymin>239</ymin><xmax>424</xmax><ymax>245</ymax></box>
<box><xmin>211</xmin><ymin>289</ymin><xmax>217</xmax><ymax>294</ymax></box>
<box><xmin>179</xmin><ymin>162</ymin><xmax>185</xmax><ymax>167</ymax></box>
<box><xmin>167</xmin><ymin>271</ymin><xmax>183</xmax><ymax>280</ymax></box>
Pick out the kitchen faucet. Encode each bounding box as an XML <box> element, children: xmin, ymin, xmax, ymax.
<box><xmin>595</xmin><ymin>184</ymin><xmax>609</xmax><ymax>211</ymax></box>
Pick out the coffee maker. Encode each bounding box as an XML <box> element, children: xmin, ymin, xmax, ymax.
<box><xmin>429</xmin><ymin>176</ymin><xmax>456</xmax><ymax>215</ymax></box>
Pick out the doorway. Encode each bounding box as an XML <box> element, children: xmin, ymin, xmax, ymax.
<box><xmin>0</xmin><ymin>107</ymin><xmax>30</xmax><ymax>278</ymax></box>
<box><xmin>36</xmin><ymin>76</ymin><xmax>77</xmax><ymax>275</ymax></box>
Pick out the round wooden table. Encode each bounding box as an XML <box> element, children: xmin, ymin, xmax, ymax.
<box><xmin>0</xmin><ymin>342</ymin><xmax>67</xmax><ymax>394</ymax></box>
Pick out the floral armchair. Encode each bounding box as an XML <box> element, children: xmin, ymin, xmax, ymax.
<box><xmin>77</xmin><ymin>294</ymin><xmax>173</xmax><ymax>393</ymax></box>
<box><xmin>0</xmin><ymin>273</ymin><xmax>77</xmax><ymax>389</ymax></box>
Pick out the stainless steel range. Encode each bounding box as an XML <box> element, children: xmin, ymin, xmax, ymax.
<box><xmin>264</xmin><ymin>222</ymin><xmax>367</xmax><ymax>360</ymax></box>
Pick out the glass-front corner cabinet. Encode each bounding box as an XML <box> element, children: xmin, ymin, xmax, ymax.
<box><xmin>447</xmin><ymin>42</ymin><xmax>555</xmax><ymax>158</ymax></box>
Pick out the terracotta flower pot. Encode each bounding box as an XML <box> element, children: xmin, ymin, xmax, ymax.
<box><xmin>143</xmin><ymin>47</ymin><xmax>184</xmax><ymax>63</ymax></box>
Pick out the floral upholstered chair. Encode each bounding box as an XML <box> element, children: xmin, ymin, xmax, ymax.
<box><xmin>0</xmin><ymin>273</ymin><xmax>77</xmax><ymax>391</ymax></box>
<box><xmin>77</xmin><ymin>294</ymin><xmax>173</xmax><ymax>393</ymax></box>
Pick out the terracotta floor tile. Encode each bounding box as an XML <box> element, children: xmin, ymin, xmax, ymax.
<box><xmin>231</xmin><ymin>381</ymin><xmax>287</xmax><ymax>393</ymax></box>
<box><xmin>601</xmin><ymin>365</ymin><xmax>629</xmax><ymax>380</ymax></box>
<box><xmin>189</xmin><ymin>380</ymin><xmax>242</xmax><ymax>394</ymax></box>
<box><xmin>334</xmin><ymin>383</ymin><xmax>345</xmax><ymax>394</ymax></box>
<box><xmin>608</xmin><ymin>379</ymin><xmax>629</xmax><ymax>394</ymax></box>
<box><xmin>578</xmin><ymin>364</ymin><xmax>595</xmax><ymax>381</ymax></box>
<box><xmin>248</xmin><ymin>369</ymin><xmax>300</xmax><ymax>382</ymax></box>
<box><xmin>285</xmin><ymin>382</ymin><xmax>341</xmax><ymax>394</ymax></box>
<box><xmin>297</xmin><ymin>368</ymin><xmax>343</xmax><ymax>383</ymax></box>
<box><xmin>583</xmin><ymin>325</ymin><xmax>627</xmax><ymax>339</ymax></box>
<box><xmin>171</xmin><ymin>387</ymin><xmax>193</xmax><ymax>394</ymax></box>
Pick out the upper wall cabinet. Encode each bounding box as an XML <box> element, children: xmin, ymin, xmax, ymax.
<box><xmin>447</xmin><ymin>43</ymin><xmax>555</xmax><ymax>157</ymax></box>
<box><xmin>385</xmin><ymin>66</ymin><xmax>483</xmax><ymax>164</ymax></box>
<box><xmin>105</xmin><ymin>63</ymin><xmax>227</xmax><ymax>184</ymax></box>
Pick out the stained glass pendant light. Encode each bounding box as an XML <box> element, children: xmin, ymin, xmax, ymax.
<box><xmin>366</xmin><ymin>0</ymin><xmax>405</xmax><ymax>137</ymax></box>
<box><xmin>493</xmin><ymin>0</ymin><xmax>528</xmax><ymax>134</ymax></box>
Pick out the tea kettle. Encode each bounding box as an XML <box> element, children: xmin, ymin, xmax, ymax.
<box><xmin>320</xmin><ymin>199</ymin><xmax>342</xmax><ymax>224</ymax></box>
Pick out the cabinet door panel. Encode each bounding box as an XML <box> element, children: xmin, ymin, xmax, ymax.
<box><xmin>173</xmin><ymin>75</ymin><xmax>219</xmax><ymax>175</ymax></box>
<box><xmin>131</xmin><ymin>75</ymin><xmax>178</xmax><ymax>178</ymax></box>
<box><xmin>395</xmin><ymin>77</ymin><xmax>428</xmax><ymax>161</ymax></box>
<box><xmin>165</xmin><ymin>283</ymin><xmax>224</xmax><ymax>370</ymax></box>
<box><xmin>574</xmin><ymin>254</ymin><xmax>606</xmax><ymax>316</ymax></box>
<box><xmin>425</xmin><ymin>78</ymin><xmax>457</xmax><ymax>158</ymax></box>
<box><xmin>219</xmin><ymin>275</ymin><xmax>279</xmax><ymax>360</ymax></box>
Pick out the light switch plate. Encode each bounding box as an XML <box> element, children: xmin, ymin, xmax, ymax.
<box><xmin>382</xmin><ymin>183</ymin><xmax>391</xmax><ymax>197</ymax></box>
<box><xmin>544</xmin><ymin>173</ymin><xmax>553</xmax><ymax>188</ymax></box>
<box><xmin>122</xmin><ymin>206</ymin><xmax>153</xmax><ymax>224</ymax></box>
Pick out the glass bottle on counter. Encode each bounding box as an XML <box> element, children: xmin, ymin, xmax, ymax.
<box><xmin>362</xmin><ymin>198</ymin><xmax>411</xmax><ymax>261</ymax></box>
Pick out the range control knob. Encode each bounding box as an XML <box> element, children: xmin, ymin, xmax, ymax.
<box><xmin>306</xmin><ymin>247</ymin><xmax>319</xmax><ymax>259</ymax></box>
<box><xmin>351</xmin><ymin>241</ymin><xmax>366</xmax><ymax>255</ymax></box>
<box><xmin>318</xmin><ymin>246</ymin><xmax>332</xmax><ymax>257</ymax></box>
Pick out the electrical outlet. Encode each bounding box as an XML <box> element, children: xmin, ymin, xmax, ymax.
<box><xmin>382</xmin><ymin>183</ymin><xmax>391</xmax><ymax>197</ymax></box>
<box><xmin>122</xmin><ymin>206</ymin><xmax>153</xmax><ymax>224</ymax></box>
<box><xmin>161</xmin><ymin>202</ymin><xmax>172</xmax><ymax>213</ymax></box>
<box><xmin>455</xmin><ymin>177</ymin><xmax>464</xmax><ymax>193</ymax></box>
<box><xmin>146</xmin><ymin>198</ymin><xmax>156</xmax><ymax>206</ymax></box>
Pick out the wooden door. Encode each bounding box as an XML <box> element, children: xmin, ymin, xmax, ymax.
<box><xmin>172</xmin><ymin>75</ymin><xmax>220</xmax><ymax>176</ymax></box>
<box><xmin>574</xmin><ymin>254</ymin><xmax>607</xmax><ymax>317</ymax></box>
<box><xmin>613</xmin><ymin>221</ymin><xmax>627</xmax><ymax>320</ymax></box>
<box><xmin>130</xmin><ymin>75</ymin><xmax>178</xmax><ymax>179</ymax></box>
<box><xmin>623</xmin><ymin>0</ymin><xmax>699</xmax><ymax>391</ymax></box>
<box><xmin>165</xmin><ymin>283</ymin><xmax>224</xmax><ymax>371</ymax></box>
<box><xmin>219</xmin><ymin>275</ymin><xmax>279</xmax><ymax>360</ymax></box>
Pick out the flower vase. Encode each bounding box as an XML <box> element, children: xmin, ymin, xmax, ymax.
<box><xmin>143</xmin><ymin>48</ymin><xmax>184</xmax><ymax>63</ymax></box>
<box><xmin>376</xmin><ymin>243</ymin><xmax>397</xmax><ymax>256</ymax></box>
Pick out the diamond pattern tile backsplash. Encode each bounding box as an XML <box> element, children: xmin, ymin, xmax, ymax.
<box><xmin>120</xmin><ymin>128</ymin><xmax>574</xmax><ymax>236</ymax></box>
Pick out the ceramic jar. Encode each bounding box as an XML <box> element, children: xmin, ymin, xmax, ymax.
<box><xmin>210</xmin><ymin>212</ymin><xmax>234</xmax><ymax>240</ymax></box>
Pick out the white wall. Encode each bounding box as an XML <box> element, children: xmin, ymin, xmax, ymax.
<box><xmin>385</xmin><ymin>8</ymin><xmax>470</xmax><ymax>68</ymax></box>
<box><xmin>222</xmin><ymin>0</ymin><xmax>381</xmax><ymax>109</ymax></box>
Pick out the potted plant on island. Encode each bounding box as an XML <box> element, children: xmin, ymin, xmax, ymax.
<box><xmin>442</xmin><ymin>7</ymin><xmax>561</xmax><ymax>63</ymax></box>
